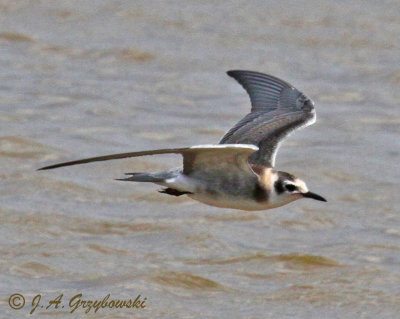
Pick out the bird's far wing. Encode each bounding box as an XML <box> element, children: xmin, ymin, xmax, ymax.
<box><xmin>38</xmin><ymin>144</ymin><xmax>258</xmax><ymax>179</ymax></box>
<box><xmin>220</xmin><ymin>70</ymin><xmax>316</xmax><ymax>167</ymax></box>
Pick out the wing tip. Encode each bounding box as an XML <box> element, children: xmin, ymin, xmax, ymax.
<box><xmin>37</xmin><ymin>161</ymin><xmax>78</xmax><ymax>170</ymax></box>
<box><xmin>226</xmin><ymin>70</ymin><xmax>244</xmax><ymax>78</ymax></box>
<box><xmin>226</xmin><ymin>70</ymin><xmax>294</xmax><ymax>89</ymax></box>
<box><xmin>37</xmin><ymin>165</ymin><xmax>54</xmax><ymax>171</ymax></box>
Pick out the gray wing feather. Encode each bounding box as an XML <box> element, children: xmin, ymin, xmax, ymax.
<box><xmin>38</xmin><ymin>148</ymin><xmax>188</xmax><ymax>170</ymax></box>
<box><xmin>220</xmin><ymin>70</ymin><xmax>316</xmax><ymax>167</ymax></box>
<box><xmin>38</xmin><ymin>144</ymin><xmax>258</xmax><ymax>181</ymax></box>
<box><xmin>226</xmin><ymin>70</ymin><xmax>292</xmax><ymax>111</ymax></box>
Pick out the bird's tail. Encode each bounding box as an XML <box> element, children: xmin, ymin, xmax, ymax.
<box><xmin>116</xmin><ymin>172</ymin><xmax>164</xmax><ymax>183</ymax></box>
<box><xmin>115</xmin><ymin>168</ymin><xmax>180</xmax><ymax>183</ymax></box>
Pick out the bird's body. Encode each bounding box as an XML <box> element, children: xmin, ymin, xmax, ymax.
<box><xmin>147</xmin><ymin>164</ymin><xmax>299</xmax><ymax>211</ymax></box>
<box><xmin>185</xmin><ymin>168</ymin><xmax>298</xmax><ymax>211</ymax></box>
<box><xmin>39</xmin><ymin>70</ymin><xmax>326</xmax><ymax>210</ymax></box>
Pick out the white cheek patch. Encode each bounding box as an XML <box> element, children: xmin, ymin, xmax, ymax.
<box><xmin>271</xmin><ymin>171</ymin><xmax>279</xmax><ymax>184</ymax></box>
<box><xmin>294</xmin><ymin>179</ymin><xmax>308</xmax><ymax>193</ymax></box>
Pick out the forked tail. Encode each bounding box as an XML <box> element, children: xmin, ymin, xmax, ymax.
<box><xmin>116</xmin><ymin>169</ymin><xmax>192</xmax><ymax>197</ymax></box>
<box><xmin>115</xmin><ymin>169</ymin><xmax>180</xmax><ymax>183</ymax></box>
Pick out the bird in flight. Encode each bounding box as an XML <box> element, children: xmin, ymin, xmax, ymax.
<box><xmin>39</xmin><ymin>70</ymin><xmax>326</xmax><ymax>210</ymax></box>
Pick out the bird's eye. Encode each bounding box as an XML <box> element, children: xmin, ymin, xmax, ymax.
<box><xmin>285</xmin><ymin>184</ymin><xmax>297</xmax><ymax>192</ymax></box>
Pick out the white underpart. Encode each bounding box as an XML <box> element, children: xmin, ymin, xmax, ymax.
<box><xmin>163</xmin><ymin>174</ymin><xmax>198</xmax><ymax>193</ymax></box>
<box><xmin>161</xmin><ymin>171</ymin><xmax>272</xmax><ymax>211</ymax></box>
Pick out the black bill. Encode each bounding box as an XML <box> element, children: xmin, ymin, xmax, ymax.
<box><xmin>302</xmin><ymin>191</ymin><xmax>327</xmax><ymax>202</ymax></box>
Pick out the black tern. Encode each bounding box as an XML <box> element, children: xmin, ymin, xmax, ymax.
<box><xmin>39</xmin><ymin>70</ymin><xmax>327</xmax><ymax>210</ymax></box>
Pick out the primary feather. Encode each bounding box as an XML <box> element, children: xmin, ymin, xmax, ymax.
<box><xmin>220</xmin><ymin>70</ymin><xmax>316</xmax><ymax>167</ymax></box>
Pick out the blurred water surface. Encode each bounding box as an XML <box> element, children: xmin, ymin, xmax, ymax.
<box><xmin>0</xmin><ymin>1</ymin><xmax>400</xmax><ymax>318</ymax></box>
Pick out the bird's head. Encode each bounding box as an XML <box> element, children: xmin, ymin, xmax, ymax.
<box><xmin>273</xmin><ymin>171</ymin><xmax>327</xmax><ymax>205</ymax></box>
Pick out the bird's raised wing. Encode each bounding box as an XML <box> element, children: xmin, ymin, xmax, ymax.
<box><xmin>220</xmin><ymin>70</ymin><xmax>316</xmax><ymax>167</ymax></box>
<box><xmin>38</xmin><ymin>144</ymin><xmax>258</xmax><ymax>178</ymax></box>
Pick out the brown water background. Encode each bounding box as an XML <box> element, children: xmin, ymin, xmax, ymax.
<box><xmin>1</xmin><ymin>1</ymin><xmax>400</xmax><ymax>318</ymax></box>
